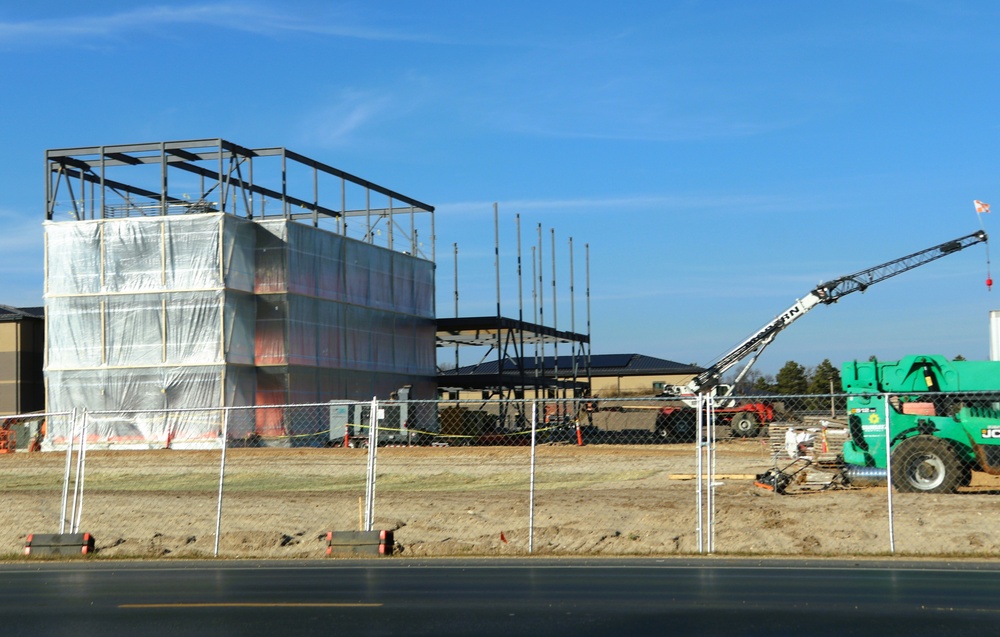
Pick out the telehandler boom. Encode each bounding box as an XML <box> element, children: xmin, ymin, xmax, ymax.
<box><xmin>655</xmin><ymin>230</ymin><xmax>988</xmax><ymax>440</ymax></box>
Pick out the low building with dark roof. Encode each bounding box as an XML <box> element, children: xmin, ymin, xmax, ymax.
<box><xmin>439</xmin><ymin>353</ymin><xmax>703</xmax><ymax>398</ymax></box>
<box><xmin>0</xmin><ymin>305</ymin><xmax>45</xmax><ymax>415</ymax></box>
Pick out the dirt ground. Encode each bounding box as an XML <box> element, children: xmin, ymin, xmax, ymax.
<box><xmin>2</xmin><ymin>442</ymin><xmax>999</xmax><ymax>560</ymax></box>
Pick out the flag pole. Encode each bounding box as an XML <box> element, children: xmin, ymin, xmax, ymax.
<box><xmin>975</xmin><ymin>200</ymin><xmax>992</xmax><ymax>290</ymax></box>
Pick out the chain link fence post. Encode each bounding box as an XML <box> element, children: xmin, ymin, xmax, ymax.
<box><xmin>885</xmin><ymin>392</ymin><xmax>896</xmax><ymax>554</ymax></box>
<box><xmin>364</xmin><ymin>397</ymin><xmax>379</xmax><ymax>532</ymax></box>
<box><xmin>213</xmin><ymin>406</ymin><xmax>230</xmax><ymax>558</ymax></box>
<box><xmin>528</xmin><ymin>401</ymin><xmax>538</xmax><ymax>554</ymax></box>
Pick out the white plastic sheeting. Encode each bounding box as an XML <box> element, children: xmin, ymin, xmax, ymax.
<box><xmin>45</xmin><ymin>291</ymin><xmax>258</xmax><ymax>370</ymax></box>
<box><xmin>44</xmin><ymin>213</ymin><xmax>436</xmax><ymax>448</ymax></box>
<box><xmin>252</xmin><ymin>220</ymin><xmax>435</xmax><ymax>377</ymax></box>
<box><xmin>46</xmin><ymin>214</ymin><xmax>256</xmax><ymax>296</ymax></box>
<box><xmin>254</xmin><ymin>220</ymin><xmax>434</xmax><ymax>317</ymax></box>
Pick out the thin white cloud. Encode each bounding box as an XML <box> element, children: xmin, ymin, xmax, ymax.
<box><xmin>296</xmin><ymin>72</ymin><xmax>438</xmax><ymax>149</ymax></box>
<box><xmin>302</xmin><ymin>89</ymin><xmax>395</xmax><ymax>147</ymax></box>
<box><xmin>0</xmin><ymin>208</ymin><xmax>43</xmax><ymax>252</ymax></box>
<box><xmin>500</xmin><ymin>115</ymin><xmax>792</xmax><ymax>143</ymax></box>
<box><xmin>0</xmin><ymin>3</ymin><xmax>433</xmax><ymax>47</ymax></box>
<box><xmin>0</xmin><ymin>208</ymin><xmax>45</xmax><ymax>305</ymax></box>
<box><xmin>435</xmin><ymin>194</ymin><xmax>831</xmax><ymax>216</ymax></box>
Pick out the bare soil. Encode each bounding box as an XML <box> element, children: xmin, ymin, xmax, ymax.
<box><xmin>2</xmin><ymin>443</ymin><xmax>999</xmax><ymax>560</ymax></box>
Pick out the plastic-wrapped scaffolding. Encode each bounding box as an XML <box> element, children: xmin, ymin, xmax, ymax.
<box><xmin>44</xmin><ymin>214</ymin><xmax>256</xmax><ymax>448</ymax></box>
<box><xmin>251</xmin><ymin>220</ymin><xmax>436</xmax><ymax>443</ymax></box>
<box><xmin>43</xmin><ymin>213</ymin><xmax>436</xmax><ymax>449</ymax></box>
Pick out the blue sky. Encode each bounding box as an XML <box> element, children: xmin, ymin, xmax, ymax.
<box><xmin>2</xmin><ymin>1</ymin><xmax>999</xmax><ymax>376</ymax></box>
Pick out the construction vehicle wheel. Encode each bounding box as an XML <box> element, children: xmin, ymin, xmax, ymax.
<box><xmin>655</xmin><ymin>413</ymin><xmax>696</xmax><ymax>443</ymax></box>
<box><xmin>891</xmin><ymin>435</ymin><xmax>963</xmax><ymax>494</ymax></box>
<box><xmin>730</xmin><ymin>413</ymin><xmax>760</xmax><ymax>438</ymax></box>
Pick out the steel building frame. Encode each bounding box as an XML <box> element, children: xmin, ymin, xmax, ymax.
<box><xmin>45</xmin><ymin>138</ymin><xmax>435</xmax><ymax>261</ymax></box>
<box><xmin>436</xmin><ymin>316</ymin><xmax>591</xmax><ymax>397</ymax></box>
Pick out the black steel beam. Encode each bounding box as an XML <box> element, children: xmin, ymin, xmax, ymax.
<box><xmin>47</xmin><ymin>156</ymin><xmax>92</xmax><ymax>171</ymax></box>
<box><xmin>46</xmin><ymin>138</ymin><xmax>432</xmax><ymax>221</ymax></box>
<box><xmin>258</xmin><ymin>147</ymin><xmax>434</xmax><ymax>212</ymax></box>
<box><xmin>104</xmin><ymin>152</ymin><xmax>143</xmax><ymax>165</ymax></box>
<box><xmin>167</xmin><ymin>160</ymin><xmax>342</xmax><ymax>218</ymax></box>
<box><xmin>165</xmin><ymin>148</ymin><xmax>202</xmax><ymax>162</ymax></box>
<box><xmin>55</xmin><ymin>166</ymin><xmax>188</xmax><ymax>207</ymax></box>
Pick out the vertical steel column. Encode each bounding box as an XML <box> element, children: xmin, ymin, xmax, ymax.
<box><xmin>586</xmin><ymin>244</ymin><xmax>592</xmax><ymax>392</ymax></box>
<box><xmin>248</xmin><ymin>154</ymin><xmax>255</xmax><ymax>219</ymax></box>
<box><xmin>77</xmin><ymin>165</ymin><xmax>85</xmax><ymax>220</ymax></box>
<box><xmin>365</xmin><ymin>189</ymin><xmax>371</xmax><ymax>242</ymax></box>
<box><xmin>388</xmin><ymin>197</ymin><xmax>394</xmax><ymax>251</ymax></box>
<box><xmin>532</xmin><ymin>246</ymin><xmax>539</xmax><ymax>388</ymax></box>
<box><xmin>339</xmin><ymin>177</ymin><xmax>346</xmax><ymax>234</ymax></box>
<box><xmin>217</xmin><ymin>140</ymin><xmax>224</xmax><ymax>213</ymax></box>
<box><xmin>281</xmin><ymin>148</ymin><xmax>289</xmax><ymax>219</ymax></box>
<box><xmin>430</xmin><ymin>208</ymin><xmax>436</xmax><ymax>263</ymax></box>
<box><xmin>160</xmin><ymin>142</ymin><xmax>167</xmax><ymax>216</ymax></box>
<box><xmin>537</xmin><ymin>224</ymin><xmax>544</xmax><ymax>398</ymax></box>
<box><xmin>517</xmin><ymin>215</ymin><xmax>526</xmax><ymax>398</ymax></box>
<box><xmin>99</xmin><ymin>147</ymin><xmax>106</xmax><ymax>219</ymax></box>
<box><xmin>44</xmin><ymin>153</ymin><xmax>52</xmax><ymax>221</ymax></box>
<box><xmin>569</xmin><ymin>237</ymin><xmax>577</xmax><ymax>394</ymax></box>
<box><xmin>550</xmin><ymin>229</ymin><xmax>559</xmax><ymax>410</ymax></box>
<box><xmin>312</xmin><ymin>165</ymin><xmax>319</xmax><ymax>227</ymax></box>
<box><xmin>454</xmin><ymin>243</ymin><xmax>459</xmax><ymax>371</ymax></box>
<box><xmin>494</xmin><ymin>203</ymin><xmax>502</xmax><ymax>400</ymax></box>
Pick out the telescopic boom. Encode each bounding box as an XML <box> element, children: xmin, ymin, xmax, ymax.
<box><xmin>687</xmin><ymin>230</ymin><xmax>988</xmax><ymax>394</ymax></box>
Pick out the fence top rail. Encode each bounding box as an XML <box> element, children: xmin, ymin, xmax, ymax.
<box><xmin>1</xmin><ymin>411</ymin><xmax>70</xmax><ymax>421</ymax></box>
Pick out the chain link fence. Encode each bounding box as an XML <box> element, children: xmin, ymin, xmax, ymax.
<box><xmin>1</xmin><ymin>393</ymin><xmax>998</xmax><ymax>558</ymax></box>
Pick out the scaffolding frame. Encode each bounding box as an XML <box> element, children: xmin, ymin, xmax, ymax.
<box><xmin>45</xmin><ymin>138</ymin><xmax>435</xmax><ymax>261</ymax></box>
<box><xmin>436</xmin><ymin>316</ymin><xmax>591</xmax><ymax>397</ymax></box>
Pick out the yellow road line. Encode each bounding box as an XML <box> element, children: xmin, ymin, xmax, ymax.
<box><xmin>119</xmin><ymin>602</ymin><xmax>382</xmax><ymax>609</ymax></box>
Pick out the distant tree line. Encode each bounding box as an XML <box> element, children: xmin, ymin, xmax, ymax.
<box><xmin>729</xmin><ymin>359</ymin><xmax>840</xmax><ymax>396</ymax></box>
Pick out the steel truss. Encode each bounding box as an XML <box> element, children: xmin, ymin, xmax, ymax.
<box><xmin>45</xmin><ymin>138</ymin><xmax>435</xmax><ymax>261</ymax></box>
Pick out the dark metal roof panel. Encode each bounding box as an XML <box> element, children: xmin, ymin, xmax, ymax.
<box><xmin>444</xmin><ymin>354</ymin><xmax>702</xmax><ymax>377</ymax></box>
<box><xmin>0</xmin><ymin>305</ymin><xmax>44</xmax><ymax>321</ymax></box>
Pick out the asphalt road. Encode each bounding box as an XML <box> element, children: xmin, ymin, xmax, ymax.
<box><xmin>3</xmin><ymin>558</ymin><xmax>998</xmax><ymax>636</ymax></box>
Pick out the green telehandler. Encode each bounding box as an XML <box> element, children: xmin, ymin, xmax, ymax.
<box><xmin>842</xmin><ymin>355</ymin><xmax>1000</xmax><ymax>493</ymax></box>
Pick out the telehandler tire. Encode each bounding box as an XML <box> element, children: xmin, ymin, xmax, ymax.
<box><xmin>891</xmin><ymin>435</ymin><xmax>963</xmax><ymax>494</ymax></box>
<box><xmin>729</xmin><ymin>413</ymin><xmax>760</xmax><ymax>438</ymax></box>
